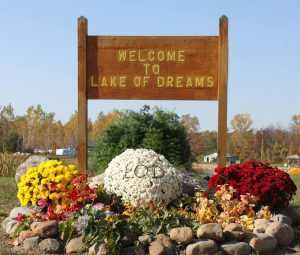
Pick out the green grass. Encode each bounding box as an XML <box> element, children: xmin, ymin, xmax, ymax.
<box><xmin>290</xmin><ymin>175</ymin><xmax>300</xmax><ymax>213</ymax></box>
<box><xmin>0</xmin><ymin>177</ymin><xmax>19</xmax><ymax>217</ymax></box>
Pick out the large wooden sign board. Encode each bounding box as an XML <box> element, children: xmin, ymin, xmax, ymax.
<box><xmin>78</xmin><ymin>16</ymin><xmax>228</xmax><ymax>173</ymax></box>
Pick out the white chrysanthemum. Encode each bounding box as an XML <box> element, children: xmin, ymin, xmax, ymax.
<box><xmin>103</xmin><ymin>149</ymin><xmax>181</xmax><ymax>207</ymax></box>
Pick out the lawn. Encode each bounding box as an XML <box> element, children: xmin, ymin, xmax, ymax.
<box><xmin>290</xmin><ymin>174</ymin><xmax>300</xmax><ymax>213</ymax></box>
<box><xmin>0</xmin><ymin>177</ymin><xmax>19</xmax><ymax>217</ymax></box>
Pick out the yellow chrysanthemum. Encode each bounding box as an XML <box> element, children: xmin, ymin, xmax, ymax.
<box><xmin>17</xmin><ymin>159</ymin><xmax>81</xmax><ymax>209</ymax></box>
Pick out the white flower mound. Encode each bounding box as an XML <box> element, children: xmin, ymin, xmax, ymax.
<box><xmin>104</xmin><ymin>149</ymin><xmax>181</xmax><ymax>207</ymax></box>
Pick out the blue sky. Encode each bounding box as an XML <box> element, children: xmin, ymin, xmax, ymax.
<box><xmin>0</xmin><ymin>1</ymin><xmax>299</xmax><ymax>131</ymax></box>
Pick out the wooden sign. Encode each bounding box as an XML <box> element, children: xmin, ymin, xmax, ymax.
<box><xmin>87</xmin><ymin>36</ymin><xmax>219</xmax><ymax>100</ymax></box>
<box><xmin>78</xmin><ymin>16</ymin><xmax>228</xmax><ymax>173</ymax></box>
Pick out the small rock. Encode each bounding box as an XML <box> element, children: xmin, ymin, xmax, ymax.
<box><xmin>18</xmin><ymin>230</ymin><xmax>38</xmax><ymax>243</ymax></box>
<box><xmin>248</xmin><ymin>233</ymin><xmax>277</xmax><ymax>254</ymax></box>
<box><xmin>265</xmin><ymin>222</ymin><xmax>294</xmax><ymax>246</ymax></box>
<box><xmin>9</xmin><ymin>206</ymin><xmax>32</xmax><ymax>219</ymax></box>
<box><xmin>38</xmin><ymin>238</ymin><xmax>63</xmax><ymax>253</ymax></box>
<box><xmin>138</xmin><ymin>234</ymin><xmax>153</xmax><ymax>246</ymax></box>
<box><xmin>32</xmin><ymin>220</ymin><xmax>58</xmax><ymax>238</ymax></box>
<box><xmin>120</xmin><ymin>229</ymin><xmax>138</xmax><ymax>247</ymax></box>
<box><xmin>7</xmin><ymin>222</ymin><xmax>22</xmax><ymax>236</ymax></box>
<box><xmin>286</xmin><ymin>206</ymin><xmax>300</xmax><ymax>225</ymax></box>
<box><xmin>271</xmin><ymin>214</ymin><xmax>292</xmax><ymax>226</ymax></box>
<box><xmin>89</xmin><ymin>242</ymin><xmax>110</xmax><ymax>255</ymax></box>
<box><xmin>5</xmin><ymin>220</ymin><xmax>21</xmax><ymax>235</ymax></box>
<box><xmin>220</xmin><ymin>241</ymin><xmax>251</xmax><ymax>255</ymax></box>
<box><xmin>254</xmin><ymin>218</ymin><xmax>269</xmax><ymax>231</ymax></box>
<box><xmin>2</xmin><ymin>217</ymin><xmax>13</xmax><ymax>230</ymax></box>
<box><xmin>149</xmin><ymin>234</ymin><xmax>175</xmax><ymax>255</ymax></box>
<box><xmin>121</xmin><ymin>246</ymin><xmax>145</xmax><ymax>255</ymax></box>
<box><xmin>223</xmin><ymin>223</ymin><xmax>246</xmax><ymax>241</ymax></box>
<box><xmin>30</xmin><ymin>221</ymin><xmax>40</xmax><ymax>231</ymax></box>
<box><xmin>15</xmin><ymin>155</ymin><xmax>48</xmax><ymax>183</ymax></box>
<box><xmin>197</xmin><ymin>223</ymin><xmax>224</xmax><ymax>242</ymax></box>
<box><xmin>243</xmin><ymin>232</ymin><xmax>256</xmax><ymax>244</ymax></box>
<box><xmin>276</xmin><ymin>206</ymin><xmax>300</xmax><ymax>226</ymax></box>
<box><xmin>66</xmin><ymin>236</ymin><xmax>84</xmax><ymax>253</ymax></box>
<box><xmin>169</xmin><ymin>227</ymin><xmax>194</xmax><ymax>244</ymax></box>
<box><xmin>23</xmin><ymin>236</ymin><xmax>39</xmax><ymax>250</ymax></box>
<box><xmin>253</xmin><ymin>227</ymin><xmax>265</xmax><ymax>234</ymax></box>
<box><xmin>186</xmin><ymin>239</ymin><xmax>218</xmax><ymax>255</ymax></box>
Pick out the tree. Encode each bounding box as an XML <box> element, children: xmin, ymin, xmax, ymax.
<box><xmin>3</xmin><ymin>132</ymin><xmax>22</xmax><ymax>152</ymax></box>
<box><xmin>91</xmin><ymin>106</ymin><xmax>193</xmax><ymax>173</ymax></box>
<box><xmin>91</xmin><ymin>110</ymin><xmax>121</xmax><ymax>141</ymax></box>
<box><xmin>230</xmin><ymin>113</ymin><xmax>253</xmax><ymax>134</ymax></box>
<box><xmin>229</xmin><ymin>113</ymin><xmax>254</xmax><ymax>162</ymax></box>
<box><xmin>181</xmin><ymin>114</ymin><xmax>202</xmax><ymax>157</ymax></box>
<box><xmin>197</xmin><ymin>131</ymin><xmax>217</xmax><ymax>157</ymax></box>
<box><xmin>0</xmin><ymin>104</ymin><xmax>15</xmax><ymax>152</ymax></box>
<box><xmin>22</xmin><ymin>105</ymin><xmax>46</xmax><ymax>150</ymax></box>
<box><xmin>64</xmin><ymin>111</ymin><xmax>92</xmax><ymax>148</ymax></box>
<box><xmin>181</xmin><ymin>114</ymin><xmax>200</xmax><ymax>135</ymax></box>
<box><xmin>291</xmin><ymin>114</ymin><xmax>300</xmax><ymax>151</ymax></box>
<box><xmin>64</xmin><ymin>111</ymin><xmax>78</xmax><ymax>148</ymax></box>
<box><xmin>292</xmin><ymin>114</ymin><xmax>300</xmax><ymax>131</ymax></box>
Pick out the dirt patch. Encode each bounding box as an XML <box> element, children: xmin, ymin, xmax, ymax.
<box><xmin>193</xmin><ymin>163</ymin><xmax>216</xmax><ymax>176</ymax></box>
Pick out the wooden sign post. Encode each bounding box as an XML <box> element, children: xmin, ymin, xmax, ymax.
<box><xmin>78</xmin><ymin>16</ymin><xmax>228</xmax><ymax>173</ymax></box>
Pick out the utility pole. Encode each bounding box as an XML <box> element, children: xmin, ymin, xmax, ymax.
<box><xmin>260</xmin><ymin>138</ymin><xmax>264</xmax><ymax>162</ymax></box>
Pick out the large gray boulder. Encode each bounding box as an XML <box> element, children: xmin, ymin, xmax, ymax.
<box><xmin>177</xmin><ymin>170</ymin><xmax>208</xmax><ymax>195</ymax></box>
<box><xmin>15</xmin><ymin>155</ymin><xmax>48</xmax><ymax>184</ymax></box>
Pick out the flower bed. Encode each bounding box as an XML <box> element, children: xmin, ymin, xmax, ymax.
<box><xmin>208</xmin><ymin>160</ymin><xmax>297</xmax><ymax>208</ymax></box>
<box><xmin>2</xmin><ymin>158</ymin><xmax>300</xmax><ymax>255</ymax></box>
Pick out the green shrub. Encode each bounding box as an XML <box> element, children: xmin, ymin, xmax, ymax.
<box><xmin>90</xmin><ymin>106</ymin><xmax>193</xmax><ymax>173</ymax></box>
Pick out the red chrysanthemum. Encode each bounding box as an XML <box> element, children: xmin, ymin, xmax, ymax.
<box><xmin>208</xmin><ymin>160</ymin><xmax>297</xmax><ymax>209</ymax></box>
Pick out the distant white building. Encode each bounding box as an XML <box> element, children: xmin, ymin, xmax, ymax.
<box><xmin>56</xmin><ymin>148</ymin><xmax>76</xmax><ymax>157</ymax></box>
<box><xmin>286</xmin><ymin>154</ymin><xmax>300</xmax><ymax>166</ymax></box>
<box><xmin>204</xmin><ymin>152</ymin><xmax>238</xmax><ymax>164</ymax></box>
<box><xmin>204</xmin><ymin>152</ymin><xmax>218</xmax><ymax>163</ymax></box>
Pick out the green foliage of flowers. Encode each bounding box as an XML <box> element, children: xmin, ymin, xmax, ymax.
<box><xmin>125</xmin><ymin>203</ymin><xmax>200</xmax><ymax>236</ymax></box>
<box><xmin>195</xmin><ymin>185</ymin><xmax>272</xmax><ymax>230</ymax></box>
<box><xmin>54</xmin><ymin>182</ymin><xmax>277</xmax><ymax>254</ymax></box>
<box><xmin>90</xmin><ymin>106</ymin><xmax>193</xmax><ymax>173</ymax></box>
<box><xmin>58</xmin><ymin>184</ymin><xmax>200</xmax><ymax>254</ymax></box>
<box><xmin>59</xmin><ymin>204</ymin><xmax>130</xmax><ymax>254</ymax></box>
